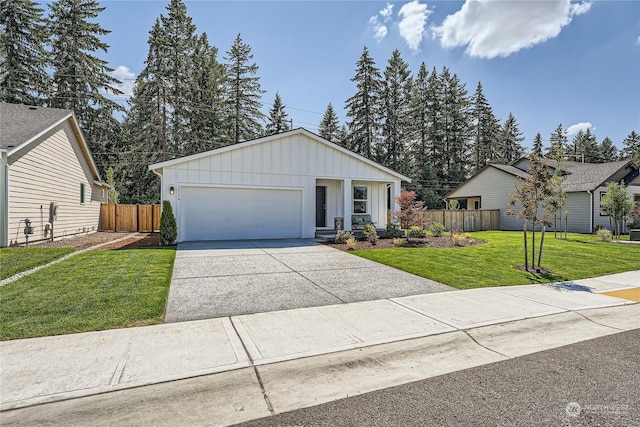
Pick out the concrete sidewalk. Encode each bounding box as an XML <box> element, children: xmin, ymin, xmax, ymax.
<box><xmin>1</xmin><ymin>271</ymin><xmax>638</xmax><ymax>419</ymax></box>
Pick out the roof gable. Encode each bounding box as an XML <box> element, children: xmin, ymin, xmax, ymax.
<box><xmin>149</xmin><ymin>128</ymin><xmax>411</xmax><ymax>182</ymax></box>
<box><xmin>1</xmin><ymin>103</ymin><xmax>103</xmax><ymax>183</ymax></box>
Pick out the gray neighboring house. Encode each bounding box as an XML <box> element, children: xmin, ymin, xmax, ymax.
<box><xmin>445</xmin><ymin>157</ymin><xmax>640</xmax><ymax>234</ymax></box>
<box><xmin>0</xmin><ymin>103</ymin><xmax>107</xmax><ymax>247</ymax></box>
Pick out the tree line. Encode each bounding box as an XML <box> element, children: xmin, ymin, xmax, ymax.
<box><xmin>2</xmin><ymin>0</ymin><xmax>639</xmax><ymax>205</ymax></box>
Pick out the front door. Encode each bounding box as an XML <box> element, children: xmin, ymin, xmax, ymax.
<box><xmin>316</xmin><ymin>186</ymin><xmax>326</xmax><ymax>227</ymax></box>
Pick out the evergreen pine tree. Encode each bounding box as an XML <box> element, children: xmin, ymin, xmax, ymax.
<box><xmin>498</xmin><ymin>113</ymin><xmax>525</xmax><ymax>163</ymax></box>
<box><xmin>547</xmin><ymin>123</ymin><xmax>567</xmax><ymax>160</ymax></box>
<box><xmin>318</xmin><ymin>102</ymin><xmax>341</xmax><ymax>142</ymax></box>
<box><xmin>0</xmin><ymin>0</ymin><xmax>50</xmax><ymax>105</ymax></box>
<box><xmin>532</xmin><ymin>132</ymin><xmax>543</xmax><ymax>156</ymax></box>
<box><xmin>381</xmin><ymin>49</ymin><xmax>412</xmax><ymax>173</ymax></box>
<box><xmin>48</xmin><ymin>0</ymin><xmax>123</xmax><ymax>173</ymax></box>
<box><xmin>345</xmin><ymin>46</ymin><xmax>382</xmax><ymax>158</ymax></box>
<box><xmin>598</xmin><ymin>137</ymin><xmax>618</xmax><ymax>162</ymax></box>
<box><xmin>441</xmin><ymin>69</ymin><xmax>471</xmax><ymax>189</ymax></box>
<box><xmin>224</xmin><ymin>33</ymin><xmax>265</xmax><ymax>143</ymax></box>
<box><xmin>622</xmin><ymin>131</ymin><xmax>640</xmax><ymax>165</ymax></box>
<box><xmin>265</xmin><ymin>92</ymin><xmax>290</xmax><ymax>135</ymax></box>
<box><xmin>470</xmin><ymin>82</ymin><xmax>500</xmax><ymax>171</ymax></box>
<box><xmin>189</xmin><ymin>32</ymin><xmax>227</xmax><ymax>153</ymax></box>
<box><xmin>570</xmin><ymin>128</ymin><xmax>598</xmax><ymax>162</ymax></box>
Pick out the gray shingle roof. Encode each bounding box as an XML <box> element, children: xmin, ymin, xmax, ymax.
<box><xmin>490</xmin><ymin>164</ymin><xmax>530</xmax><ymax>179</ymax></box>
<box><xmin>0</xmin><ymin>103</ymin><xmax>72</xmax><ymax>150</ymax></box>
<box><xmin>546</xmin><ymin>159</ymin><xmax>632</xmax><ymax>191</ymax></box>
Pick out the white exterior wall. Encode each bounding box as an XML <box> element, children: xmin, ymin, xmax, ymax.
<box><xmin>7</xmin><ymin>121</ymin><xmax>104</xmax><ymax>246</ymax></box>
<box><xmin>447</xmin><ymin>167</ymin><xmax>521</xmax><ymax>230</ymax></box>
<box><xmin>159</xmin><ymin>133</ymin><xmax>399</xmax><ymax>240</ymax></box>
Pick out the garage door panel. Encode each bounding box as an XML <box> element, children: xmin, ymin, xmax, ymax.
<box><xmin>180</xmin><ymin>187</ymin><xmax>302</xmax><ymax>241</ymax></box>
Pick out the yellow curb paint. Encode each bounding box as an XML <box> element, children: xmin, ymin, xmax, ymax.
<box><xmin>602</xmin><ymin>287</ymin><xmax>640</xmax><ymax>302</ymax></box>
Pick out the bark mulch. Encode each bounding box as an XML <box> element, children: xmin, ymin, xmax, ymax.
<box><xmin>31</xmin><ymin>232</ymin><xmax>160</xmax><ymax>250</ymax></box>
<box><xmin>326</xmin><ymin>235</ymin><xmax>485</xmax><ymax>251</ymax></box>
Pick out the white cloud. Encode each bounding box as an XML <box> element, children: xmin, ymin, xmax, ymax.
<box><xmin>433</xmin><ymin>0</ymin><xmax>592</xmax><ymax>59</ymax></box>
<box><xmin>399</xmin><ymin>0</ymin><xmax>431</xmax><ymax>51</ymax></box>
<box><xmin>637</xmin><ymin>35</ymin><xmax>640</xmax><ymax>46</ymax></box>
<box><xmin>566</xmin><ymin>122</ymin><xmax>593</xmax><ymax>136</ymax></box>
<box><xmin>370</xmin><ymin>3</ymin><xmax>394</xmax><ymax>42</ymax></box>
<box><xmin>109</xmin><ymin>65</ymin><xmax>136</xmax><ymax>98</ymax></box>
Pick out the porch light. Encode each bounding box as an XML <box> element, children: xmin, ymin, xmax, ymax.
<box><xmin>169</xmin><ymin>186</ymin><xmax>175</xmax><ymax>195</ymax></box>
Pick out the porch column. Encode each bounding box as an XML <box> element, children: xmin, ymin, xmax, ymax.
<box><xmin>343</xmin><ymin>178</ymin><xmax>352</xmax><ymax>231</ymax></box>
<box><xmin>392</xmin><ymin>181</ymin><xmax>401</xmax><ymax>220</ymax></box>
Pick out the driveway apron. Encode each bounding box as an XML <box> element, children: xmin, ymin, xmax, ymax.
<box><xmin>165</xmin><ymin>239</ymin><xmax>453</xmax><ymax>322</ymax></box>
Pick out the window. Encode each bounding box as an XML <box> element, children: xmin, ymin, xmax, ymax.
<box><xmin>599</xmin><ymin>191</ymin><xmax>606</xmax><ymax>216</ymax></box>
<box><xmin>474</xmin><ymin>200</ymin><xmax>481</xmax><ymax>210</ymax></box>
<box><xmin>353</xmin><ymin>185</ymin><xmax>367</xmax><ymax>213</ymax></box>
<box><xmin>80</xmin><ymin>183</ymin><xmax>85</xmax><ymax>204</ymax></box>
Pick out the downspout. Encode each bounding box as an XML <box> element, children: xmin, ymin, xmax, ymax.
<box><xmin>1</xmin><ymin>150</ymin><xmax>9</xmax><ymax>247</ymax></box>
<box><xmin>587</xmin><ymin>190</ymin><xmax>593</xmax><ymax>234</ymax></box>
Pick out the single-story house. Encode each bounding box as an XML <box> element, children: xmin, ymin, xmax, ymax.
<box><xmin>149</xmin><ymin>128</ymin><xmax>410</xmax><ymax>242</ymax></box>
<box><xmin>445</xmin><ymin>157</ymin><xmax>639</xmax><ymax>234</ymax></box>
<box><xmin>0</xmin><ymin>103</ymin><xmax>108</xmax><ymax>247</ymax></box>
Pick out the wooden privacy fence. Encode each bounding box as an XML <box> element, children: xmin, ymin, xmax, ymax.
<box><xmin>422</xmin><ymin>209</ymin><xmax>500</xmax><ymax>232</ymax></box>
<box><xmin>99</xmin><ymin>204</ymin><xmax>161</xmax><ymax>232</ymax></box>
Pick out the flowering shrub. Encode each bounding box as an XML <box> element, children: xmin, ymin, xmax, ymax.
<box><xmin>429</xmin><ymin>222</ymin><xmax>445</xmax><ymax>237</ymax></box>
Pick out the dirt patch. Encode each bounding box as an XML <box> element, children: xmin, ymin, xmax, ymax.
<box><xmin>326</xmin><ymin>236</ymin><xmax>485</xmax><ymax>251</ymax></box>
<box><xmin>30</xmin><ymin>232</ymin><xmax>160</xmax><ymax>250</ymax></box>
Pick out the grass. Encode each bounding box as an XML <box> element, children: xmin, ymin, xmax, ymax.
<box><xmin>0</xmin><ymin>247</ymin><xmax>175</xmax><ymax>341</ymax></box>
<box><xmin>352</xmin><ymin>231</ymin><xmax>640</xmax><ymax>289</ymax></box>
<box><xmin>0</xmin><ymin>247</ymin><xmax>76</xmax><ymax>280</ymax></box>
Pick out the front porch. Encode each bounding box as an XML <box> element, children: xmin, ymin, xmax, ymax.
<box><xmin>314</xmin><ymin>178</ymin><xmax>399</xmax><ymax>237</ymax></box>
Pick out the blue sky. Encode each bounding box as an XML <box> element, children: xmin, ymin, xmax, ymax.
<box><xmin>95</xmin><ymin>0</ymin><xmax>639</xmax><ymax>151</ymax></box>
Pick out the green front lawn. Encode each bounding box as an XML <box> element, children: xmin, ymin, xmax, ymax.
<box><xmin>353</xmin><ymin>231</ymin><xmax>640</xmax><ymax>289</ymax></box>
<box><xmin>0</xmin><ymin>247</ymin><xmax>175</xmax><ymax>341</ymax></box>
<box><xmin>0</xmin><ymin>247</ymin><xmax>75</xmax><ymax>280</ymax></box>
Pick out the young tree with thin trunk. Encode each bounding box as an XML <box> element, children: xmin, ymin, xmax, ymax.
<box><xmin>600</xmin><ymin>182</ymin><xmax>635</xmax><ymax>241</ymax></box>
<box><xmin>506</xmin><ymin>154</ymin><xmax>553</xmax><ymax>271</ymax></box>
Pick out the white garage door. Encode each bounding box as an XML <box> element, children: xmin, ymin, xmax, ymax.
<box><xmin>179</xmin><ymin>186</ymin><xmax>303</xmax><ymax>241</ymax></box>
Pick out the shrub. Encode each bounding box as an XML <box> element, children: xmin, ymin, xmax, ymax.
<box><xmin>597</xmin><ymin>228</ymin><xmax>612</xmax><ymax>242</ymax></box>
<box><xmin>334</xmin><ymin>231</ymin><xmax>354</xmax><ymax>244</ymax></box>
<box><xmin>160</xmin><ymin>200</ymin><xmax>177</xmax><ymax>246</ymax></box>
<box><xmin>362</xmin><ymin>224</ymin><xmax>379</xmax><ymax>246</ymax></box>
<box><xmin>451</xmin><ymin>232</ymin><xmax>465</xmax><ymax>246</ymax></box>
<box><xmin>429</xmin><ymin>222</ymin><xmax>445</xmax><ymax>237</ymax></box>
<box><xmin>407</xmin><ymin>226</ymin><xmax>426</xmax><ymax>238</ymax></box>
<box><xmin>346</xmin><ymin>237</ymin><xmax>356</xmax><ymax>250</ymax></box>
<box><xmin>385</xmin><ymin>222</ymin><xmax>401</xmax><ymax>238</ymax></box>
<box><xmin>393</xmin><ymin>238</ymin><xmax>405</xmax><ymax>247</ymax></box>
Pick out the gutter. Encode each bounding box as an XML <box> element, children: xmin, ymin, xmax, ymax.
<box><xmin>588</xmin><ymin>190</ymin><xmax>593</xmax><ymax>233</ymax></box>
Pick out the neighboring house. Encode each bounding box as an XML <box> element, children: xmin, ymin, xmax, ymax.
<box><xmin>0</xmin><ymin>103</ymin><xmax>108</xmax><ymax>247</ymax></box>
<box><xmin>149</xmin><ymin>128</ymin><xmax>410</xmax><ymax>242</ymax></box>
<box><xmin>445</xmin><ymin>158</ymin><xmax>639</xmax><ymax>234</ymax></box>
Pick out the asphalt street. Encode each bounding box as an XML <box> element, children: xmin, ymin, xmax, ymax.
<box><xmin>239</xmin><ymin>329</ymin><xmax>640</xmax><ymax>427</ymax></box>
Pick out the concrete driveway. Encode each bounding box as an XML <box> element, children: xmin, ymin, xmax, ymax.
<box><xmin>165</xmin><ymin>239</ymin><xmax>454</xmax><ymax>322</ymax></box>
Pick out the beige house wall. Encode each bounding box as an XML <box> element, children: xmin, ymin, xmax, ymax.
<box><xmin>7</xmin><ymin>120</ymin><xmax>105</xmax><ymax>245</ymax></box>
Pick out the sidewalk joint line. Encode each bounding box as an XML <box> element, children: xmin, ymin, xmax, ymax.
<box><xmin>571</xmin><ymin>309</ymin><xmax>626</xmax><ymax>332</ymax></box>
<box><xmin>229</xmin><ymin>317</ymin><xmax>275</xmax><ymax>416</ymax></box>
<box><xmin>461</xmin><ymin>329</ymin><xmax>511</xmax><ymax>359</ymax></box>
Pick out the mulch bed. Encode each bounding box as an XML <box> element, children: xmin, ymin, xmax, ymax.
<box><xmin>30</xmin><ymin>232</ymin><xmax>160</xmax><ymax>250</ymax></box>
<box><xmin>326</xmin><ymin>236</ymin><xmax>485</xmax><ymax>251</ymax></box>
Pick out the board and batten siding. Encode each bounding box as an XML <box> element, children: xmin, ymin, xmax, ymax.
<box><xmin>160</xmin><ymin>133</ymin><xmax>399</xmax><ymax>238</ymax></box>
<box><xmin>7</xmin><ymin>121</ymin><xmax>103</xmax><ymax>245</ymax></box>
<box><xmin>447</xmin><ymin>167</ymin><xmax>522</xmax><ymax>230</ymax></box>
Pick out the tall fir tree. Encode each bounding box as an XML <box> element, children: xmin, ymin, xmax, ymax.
<box><xmin>470</xmin><ymin>82</ymin><xmax>500</xmax><ymax>171</ymax></box>
<box><xmin>265</xmin><ymin>92</ymin><xmax>290</xmax><ymax>135</ymax></box>
<box><xmin>224</xmin><ymin>33</ymin><xmax>265</xmax><ymax>143</ymax></box>
<box><xmin>48</xmin><ymin>0</ymin><xmax>123</xmax><ymax>173</ymax></box>
<box><xmin>622</xmin><ymin>131</ymin><xmax>640</xmax><ymax>165</ymax></box>
<box><xmin>318</xmin><ymin>102</ymin><xmax>341</xmax><ymax>143</ymax></box>
<box><xmin>532</xmin><ymin>132</ymin><xmax>544</xmax><ymax>156</ymax></box>
<box><xmin>498</xmin><ymin>113</ymin><xmax>525</xmax><ymax>164</ymax></box>
<box><xmin>345</xmin><ymin>46</ymin><xmax>382</xmax><ymax>158</ymax></box>
<box><xmin>570</xmin><ymin>128</ymin><xmax>598</xmax><ymax>162</ymax></box>
<box><xmin>441</xmin><ymin>68</ymin><xmax>471</xmax><ymax>190</ymax></box>
<box><xmin>381</xmin><ymin>49</ymin><xmax>412</xmax><ymax>172</ymax></box>
<box><xmin>189</xmin><ymin>32</ymin><xmax>227</xmax><ymax>153</ymax></box>
<box><xmin>547</xmin><ymin>123</ymin><xmax>567</xmax><ymax>160</ymax></box>
<box><xmin>598</xmin><ymin>137</ymin><xmax>618</xmax><ymax>162</ymax></box>
<box><xmin>0</xmin><ymin>0</ymin><xmax>50</xmax><ymax>105</ymax></box>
